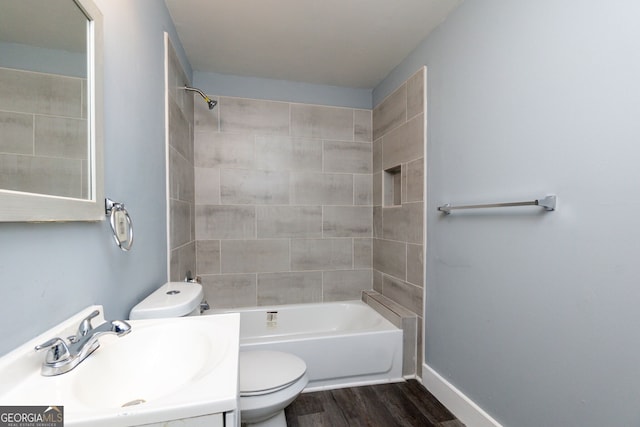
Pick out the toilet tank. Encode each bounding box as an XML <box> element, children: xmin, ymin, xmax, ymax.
<box><xmin>129</xmin><ymin>282</ymin><xmax>204</xmax><ymax>320</ymax></box>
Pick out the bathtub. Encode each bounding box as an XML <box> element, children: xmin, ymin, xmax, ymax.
<box><xmin>213</xmin><ymin>300</ymin><xmax>403</xmax><ymax>390</ymax></box>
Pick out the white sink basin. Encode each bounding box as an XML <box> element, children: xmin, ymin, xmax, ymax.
<box><xmin>0</xmin><ymin>306</ymin><xmax>240</xmax><ymax>427</ymax></box>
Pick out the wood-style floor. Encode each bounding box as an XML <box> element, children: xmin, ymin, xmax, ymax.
<box><xmin>285</xmin><ymin>380</ymin><xmax>465</xmax><ymax>427</ymax></box>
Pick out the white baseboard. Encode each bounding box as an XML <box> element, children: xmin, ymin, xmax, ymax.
<box><xmin>422</xmin><ymin>363</ymin><xmax>503</xmax><ymax>427</ymax></box>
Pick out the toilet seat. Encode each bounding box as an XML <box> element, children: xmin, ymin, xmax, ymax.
<box><xmin>239</xmin><ymin>351</ymin><xmax>307</xmax><ymax>397</ymax></box>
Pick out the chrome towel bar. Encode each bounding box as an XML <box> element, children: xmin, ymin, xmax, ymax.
<box><xmin>438</xmin><ymin>195</ymin><xmax>556</xmax><ymax>215</ymax></box>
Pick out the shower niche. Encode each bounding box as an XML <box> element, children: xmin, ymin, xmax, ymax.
<box><xmin>383</xmin><ymin>165</ymin><xmax>402</xmax><ymax>207</ymax></box>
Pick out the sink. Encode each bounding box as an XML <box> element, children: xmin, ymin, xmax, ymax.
<box><xmin>0</xmin><ymin>306</ymin><xmax>240</xmax><ymax>427</ymax></box>
<box><xmin>72</xmin><ymin>320</ymin><xmax>230</xmax><ymax>409</ymax></box>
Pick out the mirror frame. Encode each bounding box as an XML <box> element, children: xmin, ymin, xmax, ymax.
<box><xmin>0</xmin><ymin>0</ymin><xmax>104</xmax><ymax>222</ymax></box>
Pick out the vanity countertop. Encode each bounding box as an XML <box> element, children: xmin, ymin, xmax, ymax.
<box><xmin>0</xmin><ymin>306</ymin><xmax>240</xmax><ymax>426</ymax></box>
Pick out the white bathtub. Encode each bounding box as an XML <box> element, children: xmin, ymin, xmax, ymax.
<box><xmin>213</xmin><ymin>300</ymin><xmax>403</xmax><ymax>390</ymax></box>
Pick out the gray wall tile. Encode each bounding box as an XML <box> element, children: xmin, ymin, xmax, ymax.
<box><xmin>170</xmin><ymin>242</ymin><xmax>196</xmax><ymax>283</ymax></box>
<box><xmin>168</xmin><ymin>96</ymin><xmax>193</xmax><ymax>161</ymax></box>
<box><xmin>220</xmin><ymin>97</ymin><xmax>289</xmax><ymax>135</ymax></box>
<box><xmin>373</xmin><ymin>238</ymin><xmax>406</xmax><ymax>280</ymax></box>
<box><xmin>402</xmin><ymin>316</ymin><xmax>418</xmax><ymax>376</ymax></box>
<box><xmin>0</xmin><ymin>68</ymin><xmax>82</xmax><ymax>117</ymax></box>
<box><xmin>291</xmin><ymin>238</ymin><xmax>353</xmax><ymax>271</ymax></box>
<box><xmin>195</xmin><ymin>205</ymin><xmax>255</xmax><ymax>240</ymax></box>
<box><xmin>407</xmin><ymin>243</ymin><xmax>424</xmax><ymax>287</ymax></box>
<box><xmin>169</xmin><ymin>146</ymin><xmax>195</xmax><ymax>203</ymax></box>
<box><xmin>372</xmin><ymin>172</ymin><xmax>382</xmax><ymax>207</ymax></box>
<box><xmin>0</xmin><ymin>111</ymin><xmax>33</xmax><ymax>154</ymax></box>
<box><xmin>404</xmin><ymin>158</ymin><xmax>424</xmax><ymax>203</ymax></box>
<box><xmin>195</xmin><ymin>167</ymin><xmax>220</xmax><ymax>205</ymax></box>
<box><xmin>221</xmin><ymin>239</ymin><xmax>290</xmax><ymax>273</ymax></box>
<box><xmin>291</xmin><ymin>104</ymin><xmax>354</xmax><ymax>140</ymax></box>
<box><xmin>373</xmin><ymin>269</ymin><xmax>383</xmax><ymax>293</ymax></box>
<box><xmin>381</xmin><ymin>274</ymin><xmax>422</xmax><ymax>315</ymax></box>
<box><xmin>373</xmin><ymin>206</ymin><xmax>383</xmax><ymax>238</ymax></box>
<box><xmin>323</xmin><ymin>269</ymin><xmax>372</xmax><ymax>301</ymax></box>
<box><xmin>323</xmin><ymin>140</ymin><xmax>372</xmax><ymax>173</ymax></box>
<box><xmin>0</xmin><ymin>154</ymin><xmax>82</xmax><ymax>198</ymax></box>
<box><xmin>257</xmin><ymin>271</ymin><xmax>323</xmax><ymax>305</ymax></box>
<box><xmin>257</xmin><ymin>206</ymin><xmax>322</xmax><ymax>238</ymax></box>
<box><xmin>354</xmin><ymin>109</ymin><xmax>372</xmax><ymax>142</ymax></box>
<box><xmin>373</xmin><ymin>138</ymin><xmax>383</xmax><ymax>173</ymax></box>
<box><xmin>354</xmin><ymin>238</ymin><xmax>373</xmax><ymax>268</ymax></box>
<box><xmin>323</xmin><ymin>206</ymin><xmax>372</xmax><ymax>237</ymax></box>
<box><xmin>407</xmin><ymin>68</ymin><xmax>425</xmax><ymax>119</ymax></box>
<box><xmin>201</xmin><ymin>274</ymin><xmax>257</xmax><ymax>308</ymax></box>
<box><xmin>290</xmin><ymin>172</ymin><xmax>353</xmax><ymax>205</ymax></box>
<box><xmin>196</xmin><ymin>240</ymin><xmax>221</xmax><ymax>275</ymax></box>
<box><xmin>194</xmin><ymin>132</ymin><xmax>254</xmax><ymax>169</ymax></box>
<box><xmin>221</xmin><ymin>169</ymin><xmax>289</xmax><ymax>204</ymax></box>
<box><xmin>194</xmin><ymin>96</ymin><xmax>219</xmax><ymax>132</ymax></box>
<box><xmin>167</xmin><ymin>43</ymin><xmax>185</xmax><ymax>105</ymax></box>
<box><xmin>354</xmin><ymin>174</ymin><xmax>372</xmax><ymax>205</ymax></box>
<box><xmin>254</xmin><ymin>136</ymin><xmax>322</xmax><ymax>172</ymax></box>
<box><xmin>190</xmin><ymin>95</ymin><xmax>379</xmax><ymax>306</ymax></box>
<box><xmin>373</xmin><ymin>83</ymin><xmax>406</xmax><ymax>140</ymax></box>
<box><xmin>170</xmin><ymin>199</ymin><xmax>192</xmax><ymax>249</ymax></box>
<box><xmin>382</xmin><ymin>113</ymin><xmax>424</xmax><ymax>170</ymax></box>
<box><xmin>382</xmin><ymin>202</ymin><xmax>423</xmax><ymax>244</ymax></box>
<box><xmin>34</xmin><ymin>116</ymin><xmax>87</xmax><ymax>159</ymax></box>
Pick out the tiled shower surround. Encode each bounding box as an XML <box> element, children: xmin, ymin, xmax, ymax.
<box><xmin>193</xmin><ymin>97</ymin><xmax>373</xmax><ymax>306</ymax></box>
<box><xmin>166</xmin><ymin>59</ymin><xmax>425</xmax><ymax>374</ymax></box>
<box><xmin>0</xmin><ymin>67</ymin><xmax>87</xmax><ymax>198</ymax></box>
<box><xmin>167</xmin><ymin>38</ymin><xmax>196</xmax><ymax>282</ymax></box>
<box><xmin>372</xmin><ymin>67</ymin><xmax>426</xmax><ymax>376</ymax></box>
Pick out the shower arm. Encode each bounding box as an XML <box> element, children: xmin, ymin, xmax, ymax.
<box><xmin>183</xmin><ymin>86</ymin><xmax>217</xmax><ymax>109</ymax></box>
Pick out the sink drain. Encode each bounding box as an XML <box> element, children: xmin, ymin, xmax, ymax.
<box><xmin>122</xmin><ymin>399</ymin><xmax>146</xmax><ymax>407</ymax></box>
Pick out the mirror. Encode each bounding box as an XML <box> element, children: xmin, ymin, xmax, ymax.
<box><xmin>0</xmin><ymin>0</ymin><xmax>103</xmax><ymax>221</ymax></box>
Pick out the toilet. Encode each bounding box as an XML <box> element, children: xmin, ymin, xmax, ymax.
<box><xmin>129</xmin><ymin>282</ymin><xmax>308</xmax><ymax>427</ymax></box>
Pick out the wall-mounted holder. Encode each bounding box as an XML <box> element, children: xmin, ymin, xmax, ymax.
<box><xmin>105</xmin><ymin>198</ymin><xmax>134</xmax><ymax>251</ymax></box>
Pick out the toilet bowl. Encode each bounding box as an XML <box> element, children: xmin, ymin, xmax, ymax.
<box><xmin>239</xmin><ymin>350</ymin><xmax>308</xmax><ymax>427</ymax></box>
<box><xmin>130</xmin><ymin>282</ymin><xmax>308</xmax><ymax>427</ymax></box>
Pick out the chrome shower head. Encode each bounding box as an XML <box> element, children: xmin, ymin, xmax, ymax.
<box><xmin>183</xmin><ymin>86</ymin><xmax>217</xmax><ymax>110</ymax></box>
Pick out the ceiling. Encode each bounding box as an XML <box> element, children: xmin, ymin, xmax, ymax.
<box><xmin>165</xmin><ymin>0</ymin><xmax>462</xmax><ymax>89</ymax></box>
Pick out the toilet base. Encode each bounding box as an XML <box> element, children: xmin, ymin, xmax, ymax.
<box><xmin>242</xmin><ymin>410</ymin><xmax>286</xmax><ymax>427</ymax></box>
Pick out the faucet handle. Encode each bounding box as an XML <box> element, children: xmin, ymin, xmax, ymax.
<box><xmin>35</xmin><ymin>337</ymin><xmax>71</xmax><ymax>364</ymax></box>
<box><xmin>77</xmin><ymin>310</ymin><xmax>100</xmax><ymax>337</ymax></box>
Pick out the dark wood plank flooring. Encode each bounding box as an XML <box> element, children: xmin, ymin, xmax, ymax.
<box><xmin>285</xmin><ymin>380</ymin><xmax>465</xmax><ymax>427</ymax></box>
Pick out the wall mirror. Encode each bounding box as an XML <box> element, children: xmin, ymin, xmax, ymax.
<box><xmin>0</xmin><ymin>0</ymin><xmax>104</xmax><ymax>221</ymax></box>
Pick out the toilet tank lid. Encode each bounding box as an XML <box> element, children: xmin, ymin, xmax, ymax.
<box><xmin>129</xmin><ymin>282</ymin><xmax>204</xmax><ymax>320</ymax></box>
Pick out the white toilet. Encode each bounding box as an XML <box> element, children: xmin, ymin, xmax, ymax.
<box><xmin>129</xmin><ymin>282</ymin><xmax>308</xmax><ymax>427</ymax></box>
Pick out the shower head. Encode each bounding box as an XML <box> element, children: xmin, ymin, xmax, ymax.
<box><xmin>183</xmin><ymin>86</ymin><xmax>217</xmax><ymax>110</ymax></box>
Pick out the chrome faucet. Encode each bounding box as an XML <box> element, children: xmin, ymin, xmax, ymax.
<box><xmin>34</xmin><ymin>310</ymin><xmax>132</xmax><ymax>376</ymax></box>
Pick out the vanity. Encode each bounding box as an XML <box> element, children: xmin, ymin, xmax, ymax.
<box><xmin>0</xmin><ymin>307</ymin><xmax>241</xmax><ymax>426</ymax></box>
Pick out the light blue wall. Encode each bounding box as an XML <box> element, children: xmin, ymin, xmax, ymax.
<box><xmin>0</xmin><ymin>42</ymin><xmax>86</xmax><ymax>78</ymax></box>
<box><xmin>194</xmin><ymin>70</ymin><xmax>372</xmax><ymax>109</ymax></box>
<box><xmin>375</xmin><ymin>1</ymin><xmax>640</xmax><ymax>426</ymax></box>
<box><xmin>0</xmin><ymin>0</ymin><xmax>188</xmax><ymax>356</ymax></box>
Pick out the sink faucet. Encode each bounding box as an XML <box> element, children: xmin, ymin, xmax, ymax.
<box><xmin>34</xmin><ymin>310</ymin><xmax>132</xmax><ymax>376</ymax></box>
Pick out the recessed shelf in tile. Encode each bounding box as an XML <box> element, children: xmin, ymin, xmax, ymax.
<box><xmin>383</xmin><ymin>165</ymin><xmax>402</xmax><ymax>206</ymax></box>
